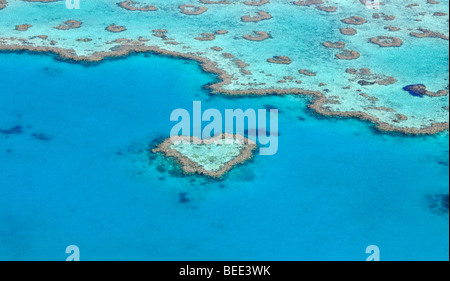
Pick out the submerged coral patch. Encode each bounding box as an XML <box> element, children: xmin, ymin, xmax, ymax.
<box><xmin>340</xmin><ymin>27</ymin><xmax>357</xmax><ymax>35</ymax></box>
<box><xmin>335</xmin><ymin>49</ymin><xmax>360</xmax><ymax>60</ymax></box>
<box><xmin>403</xmin><ymin>84</ymin><xmax>448</xmax><ymax>97</ymax></box>
<box><xmin>341</xmin><ymin>16</ymin><xmax>368</xmax><ymax>25</ymax></box>
<box><xmin>369</xmin><ymin>36</ymin><xmax>403</xmax><ymax>47</ymax></box>
<box><xmin>55</xmin><ymin>20</ymin><xmax>82</xmax><ymax>30</ymax></box>
<box><xmin>243</xmin><ymin>31</ymin><xmax>270</xmax><ymax>41</ymax></box>
<box><xmin>267</xmin><ymin>56</ymin><xmax>291</xmax><ymax>64</ymax></box>
<box><xmin>427</xmin><ymin>194</ymin><xmax>449</xmax><ymax>215</ymax></box>
<box><xmin>0</xmin><ymin>126</ymin><xmax>23</xmax><ymax>135</ymax></box>
<box><xmin>117</xmin><ymin>1</ymin><xmax>158</xmax><ymax>11</ymax></box>
<box><xmin>179</xmin><ymin>4</ymin><xmax>208</xmax><ymax>15</ymax></box>
<box><xmin>15</xmin><ymin>24</ymin><xmax>32</xmax><ymax>31</ymax></box>
<box><xmin>244</xmin><ymin>0</ymin><xmax>270</xmax><ymax>6</ymax></box>
<box><xmin>0</xmin><ymin>0</ymin><xmax>7</xmax><ymax>9</ymax></box>
<box><xmin>410</xmin><ymin>28</ymin><xmax>449</xmax><ymax>40</ymax></box>
<box><xmin>106</xmin><ymin>24</ymin><xmax>127</xmax><ymax>33</ymax></box>
<box><xmin>241</xmin><ymin>11</ymin><xmax>272</xmax><ymax>22</ymax></box>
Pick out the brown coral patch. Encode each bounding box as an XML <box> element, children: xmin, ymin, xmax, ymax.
<box><xmin>336</xmin><ymin>50</ymin><xmax>360</xmax><ymax>60</ymax></box>
<box><xmin>385</xmin><ymin>26</ymin><xmax>401</xmax><ymax>31</ymax></box>
<box><xmin>267</xmin><ymin>56</ymin><xmax>291</xmax><ymax>64</ymax></box>
<box><xmin>106</xmin><ymin>24</ymin><xmax>127</xmax><ymax>33</ymax></box>
<box><xmin>215</xmin><ymin>30</ymin><xmax>229</xmax><ymax>35</ymax></box>
<box><xmin>410</xmin><ymin>28</ymin><xmax>449</xmax><ymax>40</ymax></box>
<box><xmin>241</xmin><ymin>11</ymin><xmax>272</xmax><ymax>22</ymax></box>
<box><xmin>234</xmin><ymin>59</ymin><xmax>252</xmax><ymax>75</ymax></box>
<box><xmin>0</xmin><ymin>0</ymin><xmax>7</xmax><ymax>10</ymax></box>
<box><xmin>340</xmin><ymin>27</ymin><xmax>357</xmax><ymax>35</ymax></box>
<box><xmin>117</xmin><ymin>1</ymin><xmax>158</xmax><ymax>11</ymax></box>
<box><xmin>347</xmin><ymin>68</ymin><xmax>397</xmax><ymax>86</ymax></box>
<box><xmin>299</xmin><ymin>69</ymin><xmax>316</xmax><ymax>76</ymax></box>
<box><xmin>244</xmin><ymin>0</ymin><xmax>269</xmax><ymax>6</ymax></box>
<box><xmin>373</xmin><ymin>13</ymin><xmax>396</xmax><ymax>21</ymax></box>
<box><xmin>396</xmin><ymin>114</ymin><xmax>408</xmax><ymax>121</ymax></box>
<box><xmin>322</xmin><ymin>41</ymin><xmax>345</xmax><ymax>48</ymax></box>
<box><xmin>294</xmin><ymin>0</ymin><xmax>323</xmax><ymax>6</ymax></box>
<box><xmin>341</xmin><ymin>16</ymin><xmax>368</xmax><ymax>25</ymax></box>
<box><xmin>76</xmin><ymin>38</ymin><xmax>93</xmax><ymax>42</ymax></box>
<box><xmin>243</xmin><ymin>31</ymin><xmax>270</xmax><ymax>41</ymax></box>
<box><xmin>15</xmin><ymin>24</ymin><xmax>32</xmax><ymax>31</ymax></box>
<box><xmin>195</xmin><ymin>33</ymin><xmax>216</xmax><ymax>41</ymax></box>
<box><xmin>55</xmin><ymin>20</ymin><xmax>82</xmax><ymax>30</ymax></box>
<box><xmin>179</xmin><ymin>4</ymin><xmax>208</xmax><ymax>15</ymax></box>
<box><xmin>317</xmin><ymin>6</ymin><xmax>337</xmax><ymax>12</ymax></box>
<box><xmin>370</xmin><ymin>36</ymin><xmax>403</xmax><ymax>47</ymax></box>
<box><xmin>199</xmin><ymin>0</ymin><xmax>230</xmax><ymax>3</ymax></box>
<box><xmin>403</xmin><ymin>84</ymin><xmax>448</xmax><ymax>97</ymax></box>
<box><xmin>30</xmin><ymin>35</ymin><xmax>49</xmax><ymax>40</ymax></box>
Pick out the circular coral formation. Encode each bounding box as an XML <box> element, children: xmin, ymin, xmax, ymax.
<box><xmin>340</xmin><ymin>27</ymin><xmax>357</xmax><ymax>35</ymax></box>
<box><xmin>243</xmin><ymin>31</ymin><xmax>270</xmax><ymax>41</ymax></box>
<box><xmin>54</xmin><ymin>20</ymin><xmax>82</xmax><ymax>30</ymax></box>
<box><xmin>341</xmin><ymin>16</ymin><xmax>368</xmax><ymax>25</ymax></box>
<box><xmin>15</xmin><ymin>24</ymin><xmax>32</xmax><ymax>31</ymax></box>
<box><xmin>370</xmin><ymin>36</ymin><xmax>403</xmax><ymax>47</ymax></box>
<box><xmin>241</xmin><ymin>11</ymin><xmax>272</xmax><ymax>22</ymax></box>
<box><xmin>267</xmin><ymin>56</ymin><xmax>292</xmax><ymax>64</ymax></box>
<box><xmin>335</xmin><ymin>50</ymin><xmax>360</xmax><ymax>60</ymax></box>
<box><xmin>322</xmin><ymin>41</ymin><xmax>345</xmax><ymax>48</ymax></box>
<box><xmin>179</xmin><ymin>4</ymin><xmax>208</xmax><ymax>15</ymax></box>
<box><xmin>117</xmin><ymin>1</ymin><xmax>158</xmax><ymax>11</ymax></box>
<box><xmin>106</xmin><ymin>24</ymin><xmax>127</xmax><ymax>33</ymax></box>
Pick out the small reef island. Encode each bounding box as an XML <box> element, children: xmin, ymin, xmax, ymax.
<box><xmin>152</xmin><ymin>134</ymin><xmax>257</xmax><ymax>178</ymax></box>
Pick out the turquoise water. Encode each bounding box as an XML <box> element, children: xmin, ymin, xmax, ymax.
<box><xmin>0</xmin><ymin>52</ymin><xmax>448</xmax><ymax>260</ymax></box>
<box><xmin>1</xmin><ymin>0</ymin><xmax>449</xmax><ymax>131</ymax></box>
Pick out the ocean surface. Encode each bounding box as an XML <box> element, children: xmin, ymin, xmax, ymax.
<box><xmin>0</xmin><ymin>52</ymin><xmax>448</xmax><ymax>261</ymax></box>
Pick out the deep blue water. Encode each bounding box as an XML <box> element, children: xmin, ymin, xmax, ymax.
<box><xmin>0</xmin><ymin>52</ymin><xmax>448</xmax><ymax>261</ymax></box>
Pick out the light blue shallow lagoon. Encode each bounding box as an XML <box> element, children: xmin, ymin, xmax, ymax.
<box><xmin>0</xmin><ymin>52</ymin><xmax>448</xmax><ymax>261</ymax></box>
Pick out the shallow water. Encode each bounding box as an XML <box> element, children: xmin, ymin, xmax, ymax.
<box><xmin>0</xmin><ymin>52</ymin><xmax>448</xmax><ymax>261</ymax></box>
